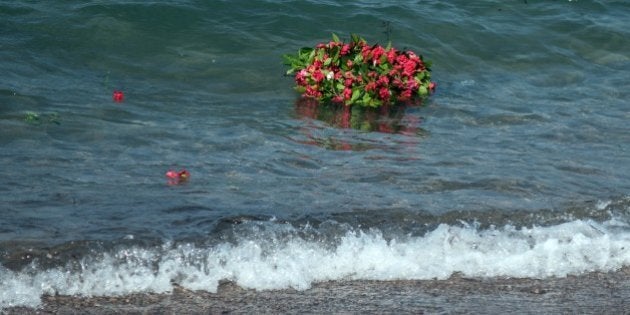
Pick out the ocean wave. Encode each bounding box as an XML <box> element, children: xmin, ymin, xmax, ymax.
<box><xmin>2</xmin><ymin>218</ymin><xmax>629</xmax><ymax>309</ymax></box>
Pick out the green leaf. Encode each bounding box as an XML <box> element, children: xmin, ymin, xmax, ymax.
<box><xmin>332</xmin><ymin>33</ymin><xmax>340</xmax><ymax>43</ymax></box>
<box><xmin>351</xmin><ymin>34</ymin><xmax>361</xmax><ymax>44</ymax></box>
<box><xmin>282</xmin><ymin>54</ymin><xmax>295</xmax><ymax>65</ymax></box>
<box><xmin>379</xmin><ymin>61</ymin><xmax>390</xmax><ymax>72</ymax></box>
<box><xmin>350</xmin><ymin>89</ymin><xmax>361</xmax><ymax>103</ymax></box>
<box><xmin>330</xmin><ymin>45</ymin><xmax>340</xmax><ymax>62</ymax></box>
<box><xmin>316</xmin><ymin>49</ymin><xmax>325</xmax><ymax>61</ymax></box>
<box><xmin>418</xmin><ymin>85</ymin><xmax>428</xmax><ymax>96</ymax></box>
<box><xmin>24</xmin><ymin>112</ymin><xmax>41</xmax><ymax>124</ymax></box>
<box><xmin>362</xmin><ymin>93</ymin><xmax>372</xmax><ymax>104</ymax></box>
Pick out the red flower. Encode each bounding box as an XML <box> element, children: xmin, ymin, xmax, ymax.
<box><xmin>312</xmin><ymin>59</ymin><xmax>323</xmax><ymax>69</ymax></box>
<box><xmin>361</xmin><ymin>46</ymin><xmax>371</xmax><ymax>60</ymax></box>
<box><xmin>429</xmin><ymin>82</ymin><xmax>437</xmax><ymax>92</ymax></box>
<box><xmin>377</xmin><ymin>75</ymin><xmax>389</xmax><ymax>86</ymax></box>
<box><xmin>378</xmin><ymin>87</ymin><xmax>391</xmax><ymax>100</ymax></box>
<box><xmin>399</xmin><ymin>89</ymin><xmax>412</xmax><ymax>100</ymax></box>
<box><xmin>312</xmin><ymin>70</ymin><xmax>325</xmax><ymax>82</ymax></box>
<box><xmin>386</xmin><ymin>48</ymin><xmax>397</xmax><ymax>64</ymax></box>
<box><xmin>365</xmin><ymin>81</ymin><xmax>377</xmax><ymax>92</ymax></box>
<box><xmin>112</xmin><ymin>90</ymin><xmax>124</xmax><ymax>103</ymax></box>
<box><xmin>396</xmin><ymin>54</ymin><xmax>408</xmax><ymax>65</ymax></box>
<box><xmin>371</xmin><ymin>45</ymin><xmax>385</xmax><ymax>64</ymax></box>
<box><xmin>343</xmin><ymin>87</ymin><xmax>352</xmax><ymax>100</ymax></box>
<box><xmin>402</xmin><ymin>60</ymin><xmax>417</xmax><ymax>76</ymax></box>
<box><xmin>305</xmin><ymin>85</ymin><xmax>322</xmax><ymax>98</ymax></box>
<box><xmin>178</xmin><ymin>170</ymin><xmax>190</xmax><ymax>180</ymax></box>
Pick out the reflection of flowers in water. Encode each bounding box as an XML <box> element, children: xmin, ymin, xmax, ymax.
<box><xmin>294</xmin><ymin>97</ymin><xmax>426</xmax><ymax>150</ymax></box>
<box><xmin>295</xmin><ymin>97</ymin><xmax>424</xmax><ymax>135</ymax></box>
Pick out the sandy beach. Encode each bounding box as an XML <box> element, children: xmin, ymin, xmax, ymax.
<box><xmin>5</xmin><ymin>267</ymin><xmax>629</xmax><ymax>314</ymax></box>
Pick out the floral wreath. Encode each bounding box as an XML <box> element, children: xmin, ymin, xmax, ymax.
<box><xmin>284</xmin><ymin>34</ymin><xmax>435</xmax><ymax>108</ymax></box>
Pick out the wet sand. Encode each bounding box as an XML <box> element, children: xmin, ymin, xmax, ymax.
<box><xmin>6</xmin><ymin>268</ymin><xmax>630</xmax><ymax>314</ymax></box>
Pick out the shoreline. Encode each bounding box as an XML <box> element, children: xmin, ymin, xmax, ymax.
<box><xmin>6</xmin><ymin>267</ymin><xmax>629</xmax><ymax>314</ymax></box>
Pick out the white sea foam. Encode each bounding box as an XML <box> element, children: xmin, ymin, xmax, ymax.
<box><xmin>2</xmin><ymin>219</ymin><xmax>630</xmax><ymax>309</ymax></box>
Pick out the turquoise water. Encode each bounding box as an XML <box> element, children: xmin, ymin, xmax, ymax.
<box><xmin>1</xmin><ymin>0</ymin><xmax>629</xmax><ymax>308</ymax></box>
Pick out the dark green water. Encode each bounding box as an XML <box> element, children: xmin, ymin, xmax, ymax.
<box><xmin>1</xmin><ymin>0</ymin><xmax>629</xmax><ymax>309</ymax></box>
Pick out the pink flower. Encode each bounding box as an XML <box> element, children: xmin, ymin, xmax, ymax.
<box><xmin>406</xmin><ymin>79</ymin><xmax>419</xmax><ymax>91</ymax></box>
<box><xmin>295</xmin><ymin>69</ymin><xmax>308</xmax><ymax>86</ymax></box>
<box><xmin>429</xmin><ymin>82</ymin><xmax>436</xmax><ymax>92</ymax></box>
<box><xmin>166</xmin><ymin>169</ymin><xmax>190</xmax><ymax>185</ymax></box>
<box><xmin>407</xmin><ymin>52</ymin><xmax>420</xmax><ymax>63</ymax></box>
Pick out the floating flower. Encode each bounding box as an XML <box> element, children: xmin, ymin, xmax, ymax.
<box><xmin>112</xmin><ymin>90</ymin><xmax>124</xmax><ymax>103</ymax></box>
<box><xmin>283</xmin><ymin>34</ymin><xmax>435</xmax><ymax>108</ymax></box>
<box><xmin>166</xmin><ymin>169</ymin><xmax>190</xmax><ymax>185</ymax></box>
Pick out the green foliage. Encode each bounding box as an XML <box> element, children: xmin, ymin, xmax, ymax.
<box><xmin>23</xmin><ymin>111</ymin><xmax>60</xmax><ymax>125</ymax></box>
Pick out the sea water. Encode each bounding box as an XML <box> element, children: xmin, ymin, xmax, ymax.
<box><xmin>1</xmin><ymin>0</ymin><xmax>629</xmax><ymax>309</ymax></box>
